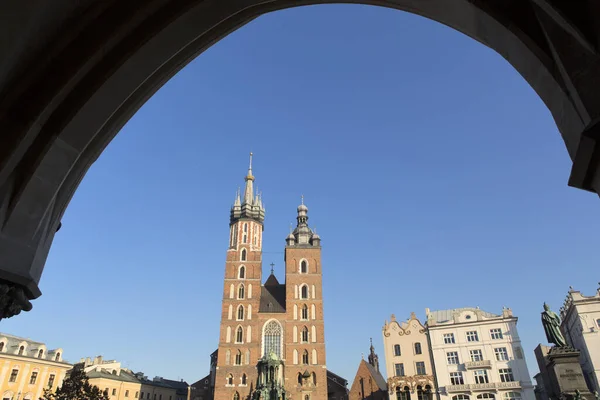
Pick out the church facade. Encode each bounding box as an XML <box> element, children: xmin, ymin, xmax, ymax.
<box><xmin>214</xmin><ymin>155</ymin><xmax>328</xmax><ymax>400</ymax></box>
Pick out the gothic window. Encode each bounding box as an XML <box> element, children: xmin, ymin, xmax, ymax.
<box><xmin>227</xmin><ymin>375</ymin><xmax>233</xmax><ymax>386</ymax></box>
<box><xmin>236</xmin><ymin>327</ymin><xmax>244</xmax><ymax>343</ymax></box>
<box><xmin>237</xmin><ymin>305</ymin><xmax>244</xmax><ymax>320</ymax></box>
<box><xmin>302</xmin><ymin>350</ymin><xmax>309</xmax><ymax>365</ymax></box>
<box><xmin>239</xmin><ymin>266</ymin><xmax>245</xmax><ymax>279</ymax></box>
<box><xmin>235</xmin><ymin>350</ymin><xmax>242</xmax><ymax>365</ymax></box>
<box><xmin>38</xmin><ymin>349</ymin><xmax>44</xmax><ymax>358</ymax></box>
<box><xmin>394</xmin><ymin>344</ymin><xmax>401</xmax><ymax>356</ymax></box>
<box><xmin>226</xmin><ymin>350</ymin><xmax>231</xmax><ymax>365</ymax></box>
<box><xmin>238</xmin><ymin>284</ymin><xmax>245</xmax><ymax>299</ymax></box>
<box><xmin>18</xmin><ymin>346</ymin><xmax>24</xmax><ymax>355</ymax></box>
<box><xmin>300</xmin><ymin>260</ymin><xmax>308</xmax><ymax>274</ymax></box>
<box><xmin>414</xmin><ymin>342</ymin><xmax>422</xmax><ymax>354</ymax></box>
<box><xmin>241</xmin><ymin>374</ymin><xmax>247</xmax><ymax>385</ymax></box>
<box><xmin>245</xmin><ymin>350</ymin><xmax>250</xmax><ymax>364</ymax></box>
<box><xmin>312</xmin><ymin>349</ymin><xmax>317</xmax><ymax>364</ymax></box>
<box><xmin>243</xmin><ymin>224</ymin><xmax>248</xmax><ymax>243</ymax></box>
<box><xmin>300</xmin><ymin>285</ymin><xmax>308</xmax><ymax>299</ymax></box>
<box><xmin>311</xmin><ymin>326</ymin><xmax>316</xmax><ymax>342</ymax></box>
<box><xmin>263</xmin><ymin>320</ymin><xmax>282</xmax><ymax>357</ymax></box>
<box><xmin>297</xmin><ymin>373</ymin><xmax>302</xmax><ymax>385</ymax></box>
<box><xmin>301</xmin><ymin>305</ymin><xmax>308</xmax><ymax>320</ymax></box>
<box><xmin>301</xmin><ymin>327</ymin><xmax>309</xmax><ymax>343</ymax></box>
<box><xmin>241</xmin><ymin>249</ymin><xmax>247</xmax><ymax>261</ymax></box>
<box><xmin>312</xmin><ymin>372</ymin><xmax>317</xmax><ymax>385</ymax></box>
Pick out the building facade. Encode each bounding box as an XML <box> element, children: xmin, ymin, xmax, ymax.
<box><xmin>0</xmin><ymin>333</ymin><xmax>70</xmax><ymax>400</ymax></box>
<box><xmin>348</xmin><ymin>342</ymin><xmax>387</xmax><ymax>400</ymax></box>
<box><xmin>382</xmin><ymin>313</ymin><xmax>435</xmax><ymax>400</ymax></box>
<box><xmin>214</xmin><ymin>155</ymin><xmax>328</xmax><ymax>400</ymax></box>
<box><xmin>426</xmin><ymin>307</ymin><xmax>534</xmax><ymax>400</ymax></box>
<box><xmin>560</xmin><ymin>286</ymin><xmax>600</xmax><ymax>392</ymax></box>
<box><xmin>83</xmin><ymin>356</ymin><xmax>189</xmax><ymax>400</ymax></box>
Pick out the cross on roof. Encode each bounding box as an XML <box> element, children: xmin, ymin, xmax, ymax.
<box><xmin>270</xmin><ymin>262</ymin><xmax>275</xmax><ymax>274</ymax></box>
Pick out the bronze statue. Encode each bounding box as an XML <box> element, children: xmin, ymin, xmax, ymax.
<box><xmin>542</xmin><ymin>303</ymin><xmax>567</xmax><ymax>347</ymax></box>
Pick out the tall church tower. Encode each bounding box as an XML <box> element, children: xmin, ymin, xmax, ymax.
<box><xmin>214</xmin><ymin>155</ymin><xmax>328</xmax><ymax>400</ymax></box>
<box><xmin>215</xmin><ymin>153</ymin><xmax>265</xmax><ymax>400</ymax></box>
<box><xmin>285</xmin><ymin>198</ymin><xmax>327</xmax><ymax>400</ymax></box>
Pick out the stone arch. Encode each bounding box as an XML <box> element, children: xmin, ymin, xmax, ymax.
<box><xmin>0</xmin><ymin>0</ymin><xmax>598</xmax><ymax>316</ymax></box>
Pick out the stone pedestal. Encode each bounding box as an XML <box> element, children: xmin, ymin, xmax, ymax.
<box><xmin>534</xmin><ymin>344</ymin><xmax>594</xmax><ymax>400</ymax></box>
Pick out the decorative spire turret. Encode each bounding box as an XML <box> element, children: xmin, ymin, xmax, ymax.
<box><xmin>230</xmin><ymin>153</ymin><xmax>265</xmax><ymax>225</ymax></box>
<box><xmin>368</xmin><ymin>338</ymin><xmax>380</xmax><ymax>373</ymax></box>
<box><xmin>287</xmin><ymin>195</ymin><xmax>320</xmax><ymax>246</ymax></box>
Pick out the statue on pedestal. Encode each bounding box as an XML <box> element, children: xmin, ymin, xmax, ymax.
<box><xmin>542</xmin><ymin>303</ymin><xmax>567</xmax><ymax>347</ymax></box>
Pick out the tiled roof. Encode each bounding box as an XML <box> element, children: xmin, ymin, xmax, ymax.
<box><xmin>428</xmin><ymin>308</ymin><xmax>500</xmax><ymax>323</ymax></box>
<box><xmin>87</xmin><ymin>369</ymin><xmax>140</xmax><ymax>383</ymax></box>
<box><xmin>364</xmin><ymin>361</ymin><xmax>387</xmax><ymax>391</ymax></box>
<box><xmin>259</xmin><ymin>277</ymin><xmax>286</xmax><ymax>313</ymax></box>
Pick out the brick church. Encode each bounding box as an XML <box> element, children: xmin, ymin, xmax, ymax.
<box><xmin>209</xmin><ymin>155</ymin><xmax>346</xmax><ymax>400</ymax></box>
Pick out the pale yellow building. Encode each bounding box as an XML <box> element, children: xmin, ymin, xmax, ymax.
<box><xmin>83</xmin><ymin>356</ymin><xmax>190</xmax><ymax>400</ymax></box>
<box><xmin>0</xmin><ymin>333</ymin><xmax>71</xmax><ymax>400</ymax></box>
<box><xmin>382</xmin><ymin>313</ymin><xmax>436</xmax><ymax>400</ymax></box>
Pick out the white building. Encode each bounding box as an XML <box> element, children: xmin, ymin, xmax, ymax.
<box><xmin>560</xmin><ymin>286</ymin><xmax>600</xmax><ymax>392</ymax></box>
<box><xmin>426</xmin><ymin>307</ymin><xmax>534</xmax><ymax>400</ymax></box>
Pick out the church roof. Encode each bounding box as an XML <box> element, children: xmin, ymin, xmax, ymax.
<box><xmin>363</xmin><ymin>360</ymin><xmax>387</xmax><ymax>392</ymax></box>
<box><xmin>259</xmin><ymin>277</ymin><xmax>286</xmax><ymax>313</ymax></box>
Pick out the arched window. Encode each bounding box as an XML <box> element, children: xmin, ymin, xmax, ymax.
<box><xmin>504</xmin><ymin>393</ymin><xmax>521</xmax><ymax>400</ymax></box>
<box><xmin>237</xmin><ymin>305</ymin><xmax>244</xmax><ymax>321</ymax></box>
<box><xmin>227</xmin><ymin>375</ymin><xmax>233</xmax><ymax>386</ymax></box>
<box><xmin>238</xmin><ymin>284</ymin><xmax>245</xmax><ymax>299</ymax></box>
<box><xmin>235</xmin><ymin>350</ymin><xmax>242</xmax><ymax>365</ymax></box>
<box><xmin>38</xmin><ymin>349</ymin><xmax>44</xmax><ymax>358</ymax></box>
<box><xmin>225</xmin><ymin>350</ymin><xmax>231</xmax><ymax>365</ymax></box>
<box><xmin>394</xmin><ymin>344</ymin><xmax>401</xmax><ymax>356</ymax></box>
<box><xmin>301</xmin><ymin>327</ymin><xmax>309</xmax><ymax>343</ymax></box>
<box><xmin>452</xmin><ymin>396</ymin><xmax>470</xmax><ymax>400</ymax></box>
<box><xmin>301</xmin><ymin>304</ymin><xmax>308</xmax><ymax>320</ymax></box>
<box><xmin>396</xmin><ymin>386</ymin><xmax>411</xmax><ymax>400</ymax></box>
<box><xmin>417</xmin><ymin>386</ymin><xmax>431</xmax><ymax>400</ymax></box>
<box><xmin>243</xmin><ymin>223</ymin><xmax>248</xmax><ymax>243</ymax></box>
<box><xmin>263</xmin><ymin>320</ymin><xmax>283</xmax><ymax>357</ymax></box>
<box><xmin>312</xmin><ymin>349</ymin><xmax>317</xmax><ymax>364</ymax></box>
<box><xmin>241</xmin><ymin>374</ymin><xmax>247</xmax><ymax>385</ymax></box>
<box><xmin>55</xmin><ymin>352</ymin><xmax>60</xmax><ymax>361</ymax></box>
<box><xmin>477</xmin><ymin>395</ymin><xmax>495</xmax><ymax>400</ymax></box>
<box><xmin>415</xmin><ymin>342</ymin><xmax>422</xmax><ymax>354</ymax></box>
<box><xmin>301</xmin><ymin>285</ymin><xmax>308</xmax><ymax>299</ymax></box>
<box><xmin>305</xmin><ymin>395</ymin><xmax>310</xmax><ymax>400</ymax></box>
<box><xmin>236</xmin><ymin>327</ymin><xmax>243</xmax><ymax>343</ymax></box>
<box><xmin>300</xmin><ymin>260</ymin><xmax>308</xmax><ymax>274</ymax></box>
<box><xmin>0</xmin><ymin>342</ymin><xmax>4</xmax><ymax>352</ymax></box>
<box><xmin>297</xmin><ymin>373</ymin><xmax>303</xmax><ymax>385</ymax></box>
<box><xmin>312</xmin><ymin>372</ymin><xmax>317</xmax><ymax>385</ymax></box>
<box><xmin>241</xmin><ymin>249</ymin><xmax>247</xmax><ymax>261</ymax></box>
<box><xmin>302</xmin><ymin>350</ymin><xmax>309</xmax><ymax>365</ymax></box>
<box><xmin>239</xmin><ymin>266</ymin><xmax>245</xmax><ymax>279</ymax></box>
<box><xmin>18</xmin><ymin>346</ymin><xmax>24</xmax><ymax>355</ymax></box>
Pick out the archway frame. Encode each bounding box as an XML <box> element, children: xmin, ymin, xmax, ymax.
<box><xmin>0</xmin><ymin>0</ymin><xmax>599</xmax><ymax>317</ymax></box>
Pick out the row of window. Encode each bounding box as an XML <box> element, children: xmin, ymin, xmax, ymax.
<box><xmin>294</xmin><ymin>304</ymin><xmax>316</xmax><ymax>321</ymax></box>
<box><xmin>449</xmin><ymin>368</ymin><xmax>515</xmax><ymax>385</ymax></box>
<box><xmin>226</xmin><ymin>374</ymin><xmax>248</xmax><ymax>386</ymax></box>
<box><xmin>446</xmin><ymin>347</ymin><xmax>510</xmax><ymax>364</ymax></box>
<box><xmin>136</xmin><ymin>392</ymin><xmax>176</xmax><ymax>400</ymax></box>
<box><xmin>443</xmin><ymin>328</ymin><xmax>504</xmax><ymax>344</ymax></box>
<box><xmin>450</xmin><ymin>393</ymin><xmax>521</xmax><ymax>400</ymax></box>
<box><xmin>235</xmin><ymin>259</ymin><xmax>312</xmax><ymax>280</ymax></box>
<box><xmin>394</xmin><ymin>362</ymin><xmax>427</xmax><ymax>377</ymax></box>
<box><xmin>293</xmin><ymin>326</ymin><xmax>317</xmax><ymax>343</ymax></box>
<box><xmin>229</xmin><ymin>283</ymin><xmax>252</xmax><ymax>300</ymax></box>
<box><xmin>6</xmin><ymin>369</ymin><xmax>55</xmax><ymax>387</ymax></box>
<box><xmin>225</xmin><ymin>349</ymin><xmax>250</xmax><ymax>366</ymax></box>
<box><xmin>298</xmin><ymin>371</ymin><xmax>317</xmax><ymax>386</ymax></box>
<box><xmin>393</xmin><ymin>343</ymin><xmax>422</xmax><ymax>357</ymax></box>
<box><xmin>0</xmin><ymin>343</ymin><xmax>61</xmax><ymax>361</ymax></box>
<box><xmin>230</xmin><ymin>222</ymin><xmax>260</xmax><ymax>248</ymax></box>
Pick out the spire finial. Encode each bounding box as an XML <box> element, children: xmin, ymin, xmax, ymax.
<box><xmin>249</xmin><ymin>152</ymin><xmax>253</xmax><ymax>170</ymax></box>
<box><xmin>270</xmin><ymin>262</ymin><xmax>275</xmax><ymax>275</ymax></box>
<box><xmin>301</xmin><ymin>194</ymin><xmax>304</xmax><ymax>205</ymax></box>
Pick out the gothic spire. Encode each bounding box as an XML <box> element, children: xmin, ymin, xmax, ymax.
<box><xmin>243</xmin><ymin>152</ymin><xmax>255</xmax><ymax>205</ymax></box>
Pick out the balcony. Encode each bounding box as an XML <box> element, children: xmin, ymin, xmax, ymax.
<box><xmin>464</xmin><ymin>360</ymin><xmax>492</xmax><ymax>369</ymax></box>
<box><xmin>446</xmin><ymin>381</ymin><xmax>521</xmax><ymax>393</ymax></box>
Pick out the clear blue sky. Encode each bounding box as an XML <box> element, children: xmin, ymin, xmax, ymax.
<box><xmin>3</xmin><ymin>3</ymin><xmax>600</xmax><ymax>386</ymax></box>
